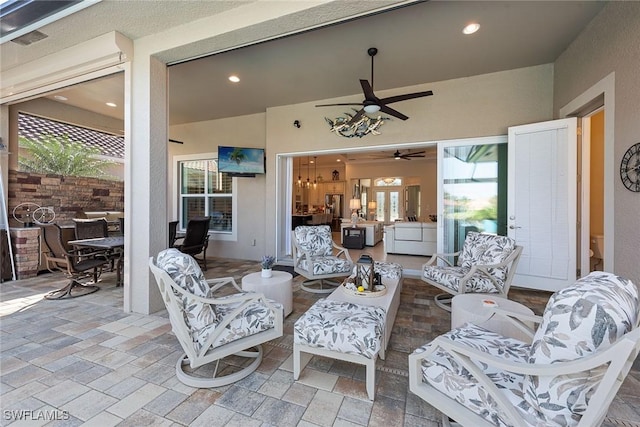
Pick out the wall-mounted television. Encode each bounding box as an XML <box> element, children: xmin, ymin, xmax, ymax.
<box><xmin>217</xmin><ymin>146</ymin><xmax>265</xmax><ymax>176</ymax></box>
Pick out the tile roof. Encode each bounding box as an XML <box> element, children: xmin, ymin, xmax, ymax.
<box><xmin>18</xmin><ymin>113</ymin><xmax>124</xmax><ymax>159</ymax></box>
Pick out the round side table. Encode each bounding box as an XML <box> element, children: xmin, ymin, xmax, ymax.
<box><xmin>242</xmin><ymin>271</ymin><xmax>293</xmax><ymax>316</ymax></box>
<box><xmin>451</xmin><ymin>294</ymin><xmax>535</xmax><ymax>342</ymax></box>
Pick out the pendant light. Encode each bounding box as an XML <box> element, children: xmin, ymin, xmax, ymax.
<box><xmin>313</xmin><ymin>156</ymin><xmax>317</xmax><ymax>189</ymax></box>
<box><xmin>297</xmin><ymin>157</ymin><xmax>302</xmax><ymax>187</ymax></box>
<box><xmin>306</xmin><ymin>156</ymin><xmax>310</xmax><ymax>188</ymax></box>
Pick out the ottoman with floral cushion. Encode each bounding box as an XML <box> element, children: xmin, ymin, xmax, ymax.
<box><xmin>293</xmin><ymin>299</ymin><xmax>385</xmax><ymax>400</ymax></box>
<box><xmin>293</xmin><ymin>261</ymin><xmax>403</xmax><ymax>401</ymax></box>
<box><xmin>408</xmin><ymin>271</ymin><xmax>640</xmax><ymax>427</ymax></box>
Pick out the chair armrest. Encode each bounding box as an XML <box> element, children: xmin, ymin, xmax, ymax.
<box><xmin>460</xmin><ymin>247</ymin><xmax>523</xmax><ymax>293</ymax></box>
<box><xmin>487</xmin><ymin>306</ymin><xmax>542</xmax><ymax>342</ymax></box>
<box><xmin>430</xmin><ymin>330</ymin><xmax>639</xmax><ymax>376</ymax></box>
<box><xmin>206</xmin><ymin>277</ymin><xmax>243</xmax><ymax>294</ymax></box>
<box><xmin>424</xmin><ymin>251</ymin><xmax>460</xmax><ymax>267</ymax></box>
<box><xmin>332</xmin><ymin>241</ymin><xmax>353</xmax><ymax>262</ymax></box>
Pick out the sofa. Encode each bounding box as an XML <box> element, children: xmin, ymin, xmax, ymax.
<box><xmin>384</xmin><ymin>222</ymin><xmax>436</xmax><ymax>256</ymax></box>
<box><xmin>340</xmin><ymin>220</ymin><xmax>384</xmax><ymax>247</ymax></box>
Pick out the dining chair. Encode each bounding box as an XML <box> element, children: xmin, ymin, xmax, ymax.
<box><xmin>40</xmin><ymin>223</ymin><xmax>109</xmax><ymax>299</ymax></box>
<box><xmin>174</xmin><ymin>216</ymin><xmax>210</xmax><ymax>270</ymax></box>
<box><xmin>74</xmin><ymin>218</ymin><xmax>119</xmax><ymax>270</ymax></box>
<box><xmin>168</xmin><ymin>220</ymin><xmax>179</xmax><ymax>247</ymax></box>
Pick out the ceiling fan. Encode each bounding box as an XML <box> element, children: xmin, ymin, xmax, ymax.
<box><xmin>316</xmin><ymin>47</ymin><xmax>433</xmax><ymax>125</ymax></box>
<box><xmin>391</xmin><ymin>150</ymin><xmax>425</xmax><ymax>160</ymax></box>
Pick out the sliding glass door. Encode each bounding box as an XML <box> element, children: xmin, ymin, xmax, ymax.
<box><xmin>437</xmin><ymin>137</ymin><xmax>507</xmax><ymax>255</ymax></box>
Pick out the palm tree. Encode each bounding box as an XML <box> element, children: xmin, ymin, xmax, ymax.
<box><xmin>18</xmin><ymin>133</ymin><xmax>116</xmax><ymax>178</ymax></box>
<box><xmin>229</xmin><ymin>147</ymin><xmax>246</xmax><ymax>165</ymax></box>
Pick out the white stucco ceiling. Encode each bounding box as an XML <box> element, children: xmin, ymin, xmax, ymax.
<box><xmin>1</xmin><ymin>1</ymin><xmax>606</xmax><ymax>127</ymax></box>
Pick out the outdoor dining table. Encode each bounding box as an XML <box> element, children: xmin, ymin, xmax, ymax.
<box><xmin>68</xmin><ymin>236</ymin><xmax>125</xmax><ymax>286</ymax></box>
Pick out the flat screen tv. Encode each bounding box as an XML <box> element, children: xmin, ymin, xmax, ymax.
<box><xmin>217</xmin><ymin>146</ymin><xmax>265</xmax><ymax>176</ymax></box>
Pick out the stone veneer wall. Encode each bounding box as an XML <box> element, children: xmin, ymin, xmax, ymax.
<box><xmin>7</xmin><ymin>169</ymin><xmax>124</xmax><ymax>226</ymax></box>
<box><xmin>5</xmin><ymin>170</ymin><xmax>124</xmax><ymax>279</ymax></box>
<box><xmin>9</xmin><ymin>228</ymin><xmax>40</xmax><ymax>279</ymax></box>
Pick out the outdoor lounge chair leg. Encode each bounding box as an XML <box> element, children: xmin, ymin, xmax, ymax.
<box><xmin>434</xmin><ymin>293</ymin><xmax>453</xmax><ymax>312</ymax></box>
<box><xmin>44</xmin><ymin>279</ymin><xmax>99</xmax><ymax>300</ymax></box>
<box><xmin>300</xmin><ymin>278</ymin><xmax>341</xmax><ymax>294</ymax></box>
<box><xmin>175</xmin><ymin>346</ymin><xmax>264</xmax><ymax>388</ymax></box>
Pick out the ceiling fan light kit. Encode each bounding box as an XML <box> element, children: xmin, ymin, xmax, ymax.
<box><xmin>316</xmin><ymin>47</ymin><xmax>433</xmax><ymax>128</ymax></box>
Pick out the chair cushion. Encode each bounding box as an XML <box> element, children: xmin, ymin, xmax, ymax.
<box><xmin>523</xmin><ymin>272</ymin><xmax>639</xmax><ymax>426</ymax></box>
<box><xmin>374</xmin><ymin>261</ymin><xmax>403</xmax><ymax>280</ymax></box>
<box><xmin>458</xmin><ymin>232</ymin><xmax>516</xmax><ymax>283</ymax></box>
<box><xmin>156</xmin><ymin>248</ymin><xmax>217</xmax><ymax>350</ymax></box>
<box><xmin>299</xmin><ymin>256</ymin><xmax>353</xmax><ymax>276</ymax></box>
<box><xmin>423</xmin><ymin>265</ymin><xmax>503</xmax><ymax>294</ymax></box>
<box><xmin>294</xmin><ymin>225</ymin><xmax>333</xmax><ymax>257</ymax></box>
<box><xmin>415</xmin><ymin>323</ymin><xmax>537</xmax><ymax>426</ymax></box>
<box><xmin>197</xmin><ymin>294</ymin><xmax>280</xmax><ymax>350</ymax></box>
<box><xmin>294</xmin><ymin>299</ymin><xmax>385</xmax><ymax>359</ymax></box>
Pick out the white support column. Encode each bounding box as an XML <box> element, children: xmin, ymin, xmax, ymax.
<box><xmin>125</xmin><ymin>54</ymin><xmax>168</xmax><ymax>314</ymax></box>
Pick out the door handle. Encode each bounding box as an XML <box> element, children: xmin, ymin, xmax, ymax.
<box><xmin>509</xmin><ymin>225</ymin><xmax>522</xmax><ymax>229</ymax></box>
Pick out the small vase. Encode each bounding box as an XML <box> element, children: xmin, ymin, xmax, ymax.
<box><xmin>261</xmin><ymin>268</ymin><xmax>272</xmax><ymax>278</ymax></box>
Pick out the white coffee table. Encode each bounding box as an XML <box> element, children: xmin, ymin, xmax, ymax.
<box><xmin>451</xmin><ymin>294</ymin><xmax>535</xmax><ymax>342</ymax></box>
<box><xmin>242</xmin><ymin>271</ymin><xmax>293</xmax><ymax>316</ymax></box>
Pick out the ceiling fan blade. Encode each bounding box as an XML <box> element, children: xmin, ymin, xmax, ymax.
<box><xmin>379</xmin><ymin>90</ymin><xmax>433</xmax><ymax>105</ymax></box>
<box><xmin>405</xmin><ymin>151</ymin><xmax>426</xmax><ymax>157</ymax></box>
<box><xmin>379</xmin><ymin>105</ymin><xmax>409</xmax><ymax>120</ymax></box>
<box><xmin>360</xmin><ymin>79</ymin><xmax>376</xmax><ymax>100</ymax></box>
<box><xmin>316</xmin><ymin>102</ymin><xmax>364</xmax><ymax>107</ymax></box>
<box><xmin>347</xmin><ymin>108</ymin><xmax>366</xmax><ymax>125</ymax></box>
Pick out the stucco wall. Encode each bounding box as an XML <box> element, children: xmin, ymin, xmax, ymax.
<box><xmin>169</xmin><ymin>64</ymin><xmax>553</xmax><ymax>261</ymax></box>
<box><xmin>554</xmin><ymin>2</ymin><xmax>640</xmax><ymax>284</ymax></box>
<box><xmin>169</xmin><ymin>112</ymin><xmax>267</xmax><ymax>261</ymax></box>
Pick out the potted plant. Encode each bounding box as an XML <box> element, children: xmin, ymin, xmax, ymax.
<box><xmin>261</xmin><ymin>255</ymin><xmax>275</xmax><ymax>278</ymax></box>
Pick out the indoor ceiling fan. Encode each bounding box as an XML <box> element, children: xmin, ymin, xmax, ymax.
<box><xmin>316</xmin><ymin>47</ymin><xmax>433</xmax><ymax>125</ymax></box>
<box><xmin>391</xmin><ymin>150</ymin><xmax>425</xmax><ymax>160</ymax></box>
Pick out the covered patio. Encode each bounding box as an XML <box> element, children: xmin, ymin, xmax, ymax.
<box><xmin>1</xmin><ymin>258</ymin><xmax>638</xmax><ymax>426</ymax></box>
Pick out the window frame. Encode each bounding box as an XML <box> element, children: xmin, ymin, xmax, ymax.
<box><xmin>173</xmin><ymin>153</ymin><xmax>238</xmax><ymax>242</ymax></box>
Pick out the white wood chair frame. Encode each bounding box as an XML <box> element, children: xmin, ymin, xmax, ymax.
<box><xmin>409</xmin><ymin>308</ymin><xmax>640</xmax><ymax>427</ymax></box>
<box><xmin>422</xmin><ymin>245</ymin><xmax>523</xmax><ymax>312</ymax></box>
<box><xmin>291</xmin><ymin>234</ymin><xmax>353</xmax><ymax>294</ymax></box>
<box><xmin>149</xmin><ymin>257</ymin><xmax>283</xmax><ymax>388</ymax></box>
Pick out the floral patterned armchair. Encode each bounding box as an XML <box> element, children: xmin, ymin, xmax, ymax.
<box><xmin>292</xmin><ymin>225</ymin><xmax>353</xmax><ymax>293</ymax></box>
<box><xmin>149</xmin><ymin>248</ymin><xmax>283</xmax><ymax>388</ymax></box>
<box><xmin>422</xmin><ymin>231</ymin><xmax>523</xmax><ymax>311</ymax></box>
<box><xmin>409</xmin><ymin>271</ymin><xmax>640</xmax><ymax>427</ymax></box>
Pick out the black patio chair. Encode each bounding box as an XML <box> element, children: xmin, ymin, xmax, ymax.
<box><xmin>74</xmin><ymin>218</ymin><xmax>119</xmax><ymax>270</ymax></box>
<box><xmin>174</xmin><ymin>216</ymin><xmax>210</xmax><ymax>270</ymax></box>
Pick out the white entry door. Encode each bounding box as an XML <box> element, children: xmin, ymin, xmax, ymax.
<box><xmin>374</xmin><ymin>188</ymin><xmax>402</xmax><ymax>224</ymax></box>
<box><xmin>508</xmin><ymin>118</ymin><xmax>578</xmax><ymax>292</ymax></box>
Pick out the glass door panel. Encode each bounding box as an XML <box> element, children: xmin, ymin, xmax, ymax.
<box><xmin>438</xmin><ymin>141</ymin><xmax>506</xmax><ymax>255</ymax></box>
<box><xmin>374</xmin><ymin>189</ymin><xmax>401</xmax><ymax>223</ymax></box>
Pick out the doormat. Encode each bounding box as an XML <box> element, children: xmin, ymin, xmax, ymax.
<box><xmin>272</xmin><ymin>265</ymin><xmax>298</xmax><ymax>277</ymax></box>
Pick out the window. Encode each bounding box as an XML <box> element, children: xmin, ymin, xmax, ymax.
<box><xmin>178</xmin><ymin>158</ymin><xmax>234</xmax><ymax>233</ymax></box>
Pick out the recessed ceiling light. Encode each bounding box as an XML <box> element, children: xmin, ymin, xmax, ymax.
<box><xmin>228</xmin><ymin>75</ymin><xmax>240</xmax><ymax>83</ymax></box>
<box><xmin>53</xmin><ymin>95</ymin><xmax>68</xmax><ymax>101</ymax></box>
<box><xmin>463</xmin><ymin>23</ymin><xmax>480</xmax><ymax>35</ymax></box>
<box><xmin>336</xmin><ymin>159</ymin><xmax>341</xmax><ymax>162</ymax></box>
<box><xmin>105</xmin><ymin>102</ymin><xmax>117</xmax><ymax>107</ymax></box>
